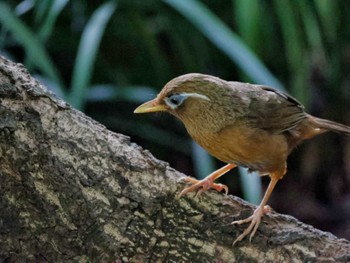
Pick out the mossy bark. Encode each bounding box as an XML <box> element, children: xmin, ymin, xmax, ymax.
<box><xmin>0</xmin><ymin>55</ymin><xmax>349</xmax><ymax>262</ymax></box>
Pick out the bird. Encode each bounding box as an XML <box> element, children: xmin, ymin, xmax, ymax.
<box><xmin>134</xmin><ymin>73</ymin><xmax>350</xmax><ymax>245</ymax></box>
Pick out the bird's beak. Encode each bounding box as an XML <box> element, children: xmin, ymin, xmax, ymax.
<box><xmin>134</xmin><ymin>99</ymin><xmax>167</xmax><ymax>113</ymax></box>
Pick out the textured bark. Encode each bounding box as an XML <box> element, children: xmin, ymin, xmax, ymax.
<box><xmin>0</xmin><ymin>55</ymin><xmax>349</xmax><ymax>263</ymax></box>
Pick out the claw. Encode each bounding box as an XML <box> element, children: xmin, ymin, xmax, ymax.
<box><xmin>231</xmin><ymin>205</ymin><xmax>271</xmax><ymax>245</ymax></box>
<box><xmin>231</xmin><ymin>176</ymin><xmax>280</xmax><ymax>245</ymax></box>
<box><xmin>217</xmin><ymin>183</ymin><xmax>229</xmax><ymax>195</ymax></box>
<box><xmin>178</xmin><ymin>164</ymin><xmax>236</xmax><ymax>198</ymax></box>
<box><xmin>178</xmin><ymin>176</ymin><xmax>229</xmax><ymax>198</ymax></box>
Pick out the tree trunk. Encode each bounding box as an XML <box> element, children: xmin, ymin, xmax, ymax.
<box><xmin>0</xmin><ymin>55</ymin><xmax>349</xmax><ymax>262</ymax></box>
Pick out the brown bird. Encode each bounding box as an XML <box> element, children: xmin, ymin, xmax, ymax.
<box><xmin>134</xmin><ymin>73</ymin><xmax>350</xmax><ymax>245</ymax></box>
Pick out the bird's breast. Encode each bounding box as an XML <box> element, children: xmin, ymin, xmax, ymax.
<box><xmin>189</xmin><ymin>124</ymin><xmax>289</xmax><ymax>174</ymax></box>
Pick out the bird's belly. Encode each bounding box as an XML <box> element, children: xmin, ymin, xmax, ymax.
<box><xmin>193</xmin><ymin>128</ymin><xmax>288</xmax><ymax>174</ymax></box>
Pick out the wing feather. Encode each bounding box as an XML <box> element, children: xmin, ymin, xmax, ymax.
<box><xmin>243</xmin><ymin>85</ymin><xmax>307</xmax><ymax>134</ymax></box>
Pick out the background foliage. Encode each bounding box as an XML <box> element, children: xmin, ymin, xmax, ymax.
<box><xmin>1</xmin><ymin>0</ymin><xmax>349</xmax><ymax>240</ymax></box>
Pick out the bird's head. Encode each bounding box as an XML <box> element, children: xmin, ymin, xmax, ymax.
<box><xmin>134</xmin><ymin>73</ymin><xmax>229</xmax><ymax>124</ymax></box>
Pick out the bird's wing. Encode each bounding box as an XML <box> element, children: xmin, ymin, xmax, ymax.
<box><xmin>243</xmin><ymin>85</ymin><xmax>307</xmax><ymax>134</ymax></box>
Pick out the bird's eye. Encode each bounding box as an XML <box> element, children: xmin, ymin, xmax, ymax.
<box><xmin>170</xmin><ymin>96</ymin><xmax>180</xmax><ymax>105</ymax></box>
<box><xmin>164</xmin><ymin>94</ymin><xmax>185</xmax><ymax>109</ymax></box>
<box><xmin>164</xmin><ymin>92</ymin><xmax>210</xmax><ymax>110</ymax></box>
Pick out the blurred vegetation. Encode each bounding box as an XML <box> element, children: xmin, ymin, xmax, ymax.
<box><xmin>0</xmin><ymin>0</ymin><xmax>349</xmax><ymax>240</ymax></box>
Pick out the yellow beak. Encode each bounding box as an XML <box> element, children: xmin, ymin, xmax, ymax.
<box><xmin>134</xmin><ymin>99</ymin><xmax>167</xmax><ymax>113</ymax></box>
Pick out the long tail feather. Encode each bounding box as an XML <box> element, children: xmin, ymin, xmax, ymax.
<box><xmin>310</xmin><ymin>116</ymin><xmax>350</xmax><ymax>135</ymax></box>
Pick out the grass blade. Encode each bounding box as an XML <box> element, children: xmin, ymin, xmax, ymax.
<box><xmin>234</xmin><ymin>0</ymin><xmax>261</xmax><ymax>52</ymax></box>
<box><xmin>0</xmin><ymin>2</ymin><xmax>64</xmax><ymax>91</ymax></box>
<box><xmin>87</xmin><ymin>84</ymin><xmax>155</xmax><ymax>103</ymax></box>
<box><xmin>191</xmin><ymin>142</ymin><xmax>216</xmax><ymax>180</ymax></box>
<box><xmin>274</xmin><ymin>0</ymin><xmax>309</xmax><ymax>105</ymax></box>
<box><xmin>164</xmin><ymin>0</ymin><xmax>283</xmax><ymax>89</ymax></box>
<box><xmin>314</xmin><ymin>0</ymin><xmax>338</xmax><ymax>42</ymax></box>
<box><xmin>37</xmin><ymin>0</ymin><xmax>70</xmax><ymax>42</ymax></box>
<box><xmin>68</xmin><ymin>0</ymin><xmax>117</xmax><ymax>110</ymax></box>
<box><xmin>15</xmin><ymin>0</ymin><xmax>35</xmax><ymax>16</ymax></box>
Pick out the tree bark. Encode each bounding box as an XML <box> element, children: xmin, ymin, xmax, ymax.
<box><xmin>0</xmin><ymin>55</ymin><xmax>349</xmax><ymax>262</ymax></box>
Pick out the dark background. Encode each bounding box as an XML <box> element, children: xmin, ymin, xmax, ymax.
<box><xmin>1</xmin><ymin>0</ymin><xmax>349</xmax><ymax>240</ymax></box>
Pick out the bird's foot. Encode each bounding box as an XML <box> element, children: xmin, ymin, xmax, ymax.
<box><xmin>231</xmin><ymin>205</ymin><xmax>271</xmax><ymax>245</ymax></box>
<box><xmin>178</xmin><ymin>176</ymin><xmax>228</xmax><ymax>197</ymax></box>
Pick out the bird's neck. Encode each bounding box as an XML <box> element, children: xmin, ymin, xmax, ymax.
<box><xmin>179</xmin><ymin>114</ymin><xmax>224</xmax><ymax>141</ymax></box>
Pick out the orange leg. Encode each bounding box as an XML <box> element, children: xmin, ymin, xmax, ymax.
<box><xmin>232</xmin><ymin>174</ymin><xmax>280</xmax><ymax>245</ymax></box>
<box><xmin>179</xmin><ymin>163</ymin><xmax>237</xmax><ymax>197</ymax></box>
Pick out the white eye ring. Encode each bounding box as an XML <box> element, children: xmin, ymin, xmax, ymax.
<box><xmin>164</xmin><ymin>93</ymin><xmax>210</xmax><ymax>109</ymax></box>
<box><xmin>185</xmin><ymin>93</ymin><xmax>210</xmax><ymax>101</ymax></box>
<box><xmin>164</xmin><ymin>94</ymin><xmax>185</xmax><ymax>109</ymax></box>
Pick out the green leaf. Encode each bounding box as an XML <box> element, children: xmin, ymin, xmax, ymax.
<box><xmin>87</xmin><ymin>84</ymin><xmax>155</xmax><ymax>103</ymax></box>
<box><xmin>0</xmin><ymin>2</ymin><xmax>64</xmax><ymax>91</ymax></box>
<box><xmin>274</xmin><ymin>0</ymin><xmax>309</xmax><ymax>104</ymax></box>
<box><xmin>68</xmin><ymin>0</ymin><xmax>117</xmax><ymax>110</ymax></box>
<box><xmin>164</xmin><ymin>0</ymin><xmax>283</xmax><ymax>89</ymax></box>
<box><xmin>314</xmin><ymin>0</ymin><xmax>338</xmax><ymax>42</ymax></box>
<box><xmin>234</xmin><ymin>0</ymin><xmax>261</xmax><ymax>52</ymax></box>
<box><xmin>15</xmin><ymin>0</ymin><xmax>35</xmax><ymax>16</ymax></box>
<box><xmin>37</xmin><ymin>0</ymin><xmax>70</xmax><ymax>42</ymax></box>
<box><xmin>33</xmin><ymin>0</ymin><xmax>52</xmax><ymax>23</ymax></box>
<box><xmin>191</xmin><ymin>142</ymin><xmax>216</xmax><ymax>180</ymax></box>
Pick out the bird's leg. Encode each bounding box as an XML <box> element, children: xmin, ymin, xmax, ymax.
<box><xmin>231</xmin><ymin>175</ymin><xmax>280</xmax><ymax>245</ymax></box>
<box><xmin>179</xmin><ymin>163</ymin><xmax>237</xmax><ymax>197</ymax></box>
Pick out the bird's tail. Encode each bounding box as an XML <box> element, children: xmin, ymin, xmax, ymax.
<box><xmin>309</xmin><ymin>116</ymin><xmax>350</xmax><ymax>135</ymax></box>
